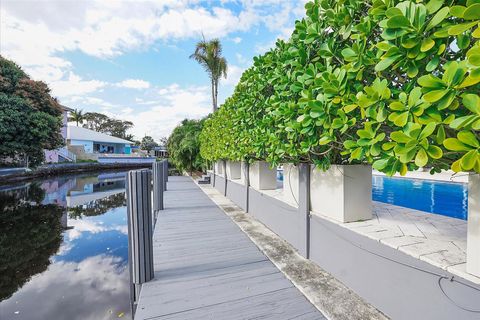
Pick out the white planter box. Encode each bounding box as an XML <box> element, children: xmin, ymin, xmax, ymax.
<box><xmin>283</xmin><ymin>164</ymin><xmax>299</xmax><ymax>205</ymax></box>
<box><xmin>215</xmin><ymin>161</ymin><xmax>224</xmax><ymax>177</ymax></box>
<box><xmin>310</xmin><ymin>165</ymin><xmax>372</xmax><ymax>223</ymax></box>
<box><xmin>226</xmin><ymin>161</ymin><xmax>241</xmax><ymax>180</ymax></box>
<box><xmin>467</xmin><ymin>174</ymin><xmax>480</xmax><ymax>278</ymax></box>
<box><xmin>249</xmin><ymin>161</ymin><xmax>277</xmax><ymax>190</ymax></box>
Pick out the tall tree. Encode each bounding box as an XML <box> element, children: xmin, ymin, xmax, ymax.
<box><xmin>82</xmin><ymin>112</ymin><xmax>133</xmax><ymax>140</ymax></box>
<box><xmin>0</xmin><ymin>56</ymin><xmax>64</xmax><ymax>167</ymax></box>
<box><xmin>140</xmin><ymin>136</ymin><xmax>157</xmax><ymax>152</ymax></box>
<box><xmin>190</xmin><ymin>38</ymin><xmax>227</xmax><ymax>112</ymax></box>
<box><xmin>69</xmin><ymin>109</ymin><xmax>84</xmax><ymax>126</ymax></box>
<box><xmin>168</xmin><ymin>119</ymin><xmax>204</xmax><ymax>175</ymax></box>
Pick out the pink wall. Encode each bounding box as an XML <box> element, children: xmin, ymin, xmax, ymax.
<box><xmin>44</xmin><ymin>109</ymin><xmax>68</xmax><ymax>163</ymax></box>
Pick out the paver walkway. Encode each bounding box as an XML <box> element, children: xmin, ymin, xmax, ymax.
<box><xmin>134</xmin><ymin>176</ymin><xmax>325</xmax><ymax>320</ymax></box>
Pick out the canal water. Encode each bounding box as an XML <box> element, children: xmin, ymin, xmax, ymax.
<box><xmin>0</xmin><ymin>171</ymin><xmax>132</xmax><ymax>320</ymax></box>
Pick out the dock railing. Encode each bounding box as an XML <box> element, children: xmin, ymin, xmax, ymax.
<box><xmin>126</xmin><ymin>160</ymin><xmax>167</xmax><ymax>314</ymax></box>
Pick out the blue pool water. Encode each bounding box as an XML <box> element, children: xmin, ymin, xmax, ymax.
<box><xmin>372</xmin><ymin>175</ymin><xmax>468</xmax><ymax>220</ymax></box>
<box><xmin>277</xmin><ymin>170</ymin><xmax>468</xmax><ymax>220</ymax></box>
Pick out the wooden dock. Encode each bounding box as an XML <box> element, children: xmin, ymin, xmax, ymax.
<box><xmin>134</xmin><ymin>176</ymin><xmax>325</xmax><ymax>320</ymax></box>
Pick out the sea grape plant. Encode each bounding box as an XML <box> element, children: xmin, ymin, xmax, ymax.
<box><xmin>200</xmin><ymin>0</ymin><xmax>480</xmax><ymax>175</ymax></box>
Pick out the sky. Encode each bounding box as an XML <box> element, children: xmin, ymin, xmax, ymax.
<box><xmin>0</xmin><ymin>0</ymin><xmax>308</xmax><ymax>141</ymax></box>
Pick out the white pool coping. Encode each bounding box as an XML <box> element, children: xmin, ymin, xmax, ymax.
<box><xmin>311</xmin><ymin>202</ymin><xmax>479</xmax><ymax>285</ymax></box>
<box><xmin>373</xmin><ymin>169</ymin><xmax>468</xmax><ymax>183</ymax></box>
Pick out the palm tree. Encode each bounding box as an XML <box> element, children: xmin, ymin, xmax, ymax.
<box><xmin>69</xmin><ymin>109</ymin><xmax>84</xmax><ymax>126</ymax></box>
<box><xmin>190</xmin><ymin>38</ymin><xmax>227</xmax><ymax>112</ymax></box>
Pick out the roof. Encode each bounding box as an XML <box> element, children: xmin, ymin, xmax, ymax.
<box><xmin>61</xmin><ymin>105</ymin><xmax>74</xmax><ymax>112</ymax></box>
<box><xmin>67</xmin><ymin>125</ymin><xmax>133</xmax><ymax>145</ymax></box>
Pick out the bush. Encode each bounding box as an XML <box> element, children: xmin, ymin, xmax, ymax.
<box><xmin>167</xmin><ymin>119</ymin><xmax>205</xmax><ymax>174</ymax></box>
<box><xmin>200</xmin><ymin>0</ymin><xmax>480</xmax><ymax>175</ymax></box>
<box><xmin>0</xmin><ymin>56</ymin><xmax>64</xmax><ymax>167</ymax></box>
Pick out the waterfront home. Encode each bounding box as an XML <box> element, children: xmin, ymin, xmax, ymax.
<box><xmin>44</xmin><ymin>105</ymin><xmax>77</xmax><ymax>163</ymax></box>
<box><xmin>67</xmin><ymin>125</ymin><xmax>133</xmax><ymax>160</ymax></box>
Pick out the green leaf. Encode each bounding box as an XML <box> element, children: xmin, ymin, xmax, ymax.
<box><xmin>450</xmin><ymin>5</ymin><xmax>466</xmax><ymax>18</ymax></box>
<box><xmin>391</xmin><ymin>131</ymin><xmax>411</xmax><ymax>143</ymax></box>
<box><xmin>462</xmin><ymin>94</ymin><xmax>480</xmax><ymax>114</ymax></box>
<box><xmin>373</xmin><ymin>159</ymin><xmax>389</xmax><ymax>170</ymax></box>
<box><xmin>436</xmin><ymin>125</ymin><xmax>446</xmax><ymax>144</ymax></box>
<box><xmin>394</xmin><ymin>111</ymin><xmax>409</xmax><ymax>126</ymax></box>
<box><xmin>418</xmin><ymin>74</ymin><xmax>444</xmax><ymax>88</ymax></box>
<box><xmin>461</xmin><ymin>149</ymin><xmax>478</xmax><ymax>170</ymax></box>
<box><xmin>319</xmin><ymin>136</ymin><xmax>331</xmax><ymax>145</ymax></box>
<box><xmin>423</xmin><ymin>89</ymin><xmax>448</xmax><ymax>102</ymax></box>
<box><xmin>419</xmin><ymin>122</ymin><xmax>436</xmax><ymax>140</ymax></box>
<box><xmin>458</xmin><ymin>131</ymin><xmax>480</xmax><ymax>147</ymax></box>
<box><xmin>426</xmin><ymin>0</ymin><xmax>444</xmax><ymax>14</ymax></box>
<box><xmin>444</xmin><ymin>138</ymin><xmax>472</xmax><ymax>151</ymax></box>
<box><xmin>448</xmin><ymin>21</ymin><xmax>478</xmax><ymax>35</ymax></box>
<box><xmin>344</xmin><ymin>104</ymin><xmax>357</xmax><ymax>113</ymax></box>
<box><xmin>310</xmin><ymin>111</ymin><xmax>321</xmax><ymax>118</ymax></box>
<box><xmin>463</xmin><ymin>3</ymin><xmax>480</xmax><ymax>20</ymax></box>
<box><xmin>415</xmin><ymin>148</ymin><xmax>428</xmax><ymax>167</ymax></box>
<box><xmin>426</xmin><ymin>56</ymin><xmax>440</xmax><ymax>72</ymax></box>
<box><xmin>426</xmin><ymin>7</ymin><xmax>450</xmax><ymax>31</ymax></box>
<box><xmin>375</xmin><ymin>55</ymin><xmax>401</xmax><ymax>72</ymax></box>
<box><xmin>452</xmin><ymin>159</ymin><xmax>463</xmax><ymax>172</ymax></box>
<box><xmin>427</xmin><ymin>145</ymin><xmax>443</xmax><ymax>159</ymax></box>
<box><xmin>421</xmin><ymin>38</ymin><xmax>435</xmax><ymax>52</ymax></box>
<box><xmin>468</xmin><ymin>54</ymin><xmax>480</xmax><ymax>66</ymax></box>
<box><xmin>385</xmin><ymin>7</ymin><xmax>403</xmax><ymax>18</ymax></box>
<box><xmin>387</xmin><ymin>15</ymin><xmax>411</xmax><ymax>28</ymax></box>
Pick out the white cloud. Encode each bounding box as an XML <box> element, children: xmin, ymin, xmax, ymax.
<box><xmin>232</xmin><ymin>37</ymin><xmax>242</xmax><ymax>44</ymax></box>
<box><xmin>223</xmin><ymin>64</ymin><xmax>246</xmax><ymax>86</ymax></box>
<box><xmin>102</xmin><ymin>84</ymin><xmax>212</xmax><ymax>140</ymax></box>
<box><xmin>49</xmin><ymin>72</ymin><xmax>106</xmax><ymax>98</ymax></box>
<box><xmin>115</xmin><ymin>79</ymin><xmax>150</xmax><ymax>90</ymax></box>
<box><xmin>1</xmin><ymin>255</ymin><xmax>131</xmax><ymax>320</ymax></box>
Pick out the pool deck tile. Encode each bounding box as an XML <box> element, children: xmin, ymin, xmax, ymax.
<box><xmin>318</xmin><ymin>201</ymin><xmax>480</xmax><ymax>284</ymax></box>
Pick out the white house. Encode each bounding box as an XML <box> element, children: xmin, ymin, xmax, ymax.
<box><xmin>67</xmin><ymin>125</ymin><xmax>133</xmax><ymax>159</ymax></box>
<box><xmin>44</xmin><ymin>105</ymin><xmax>76</xmax><ymax>163</ymax></box>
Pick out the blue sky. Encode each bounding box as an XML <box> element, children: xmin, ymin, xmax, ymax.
<box><xmin>0</xmin><ymin>0</ymin><xmax>307</xmax><ymax>140</ymax></box>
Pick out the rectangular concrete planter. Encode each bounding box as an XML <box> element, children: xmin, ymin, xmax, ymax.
<box><xmin>310</xmin><ymin>164</ymin><xmax>372</xmax><ymax>223</ymax></box>
<box><xmin>283</xmin><ymin>164</ymin><xmax>299</xmax><ymax>205</ymax></box>
<box><xmin>226</xmin><ymin>161</ymin><xmax>241</xmax><ymax>180</ymax></box>
<box><xmin>467</xmin><ymin>174</ymin><xmax>480</xmax><ymax>278</ymax></box>
<box><xmin>214</xmin><ymin>161</ymin><xmax>224</xmax><ymax>177</ymax></box>
<box><xmin>249</xmin><ymin>161</ymin><xmax>277</xmax><ymax>190</ymax></box>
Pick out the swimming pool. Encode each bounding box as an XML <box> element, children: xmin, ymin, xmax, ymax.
<box><xmin>277</xmin><ymin>169</ymin><xmax>468</xmax><ymax>220</ymax></box>
<box><xmin>372</xmin><ymin>175</ymin><xmax>468</xmax><ymax>220</ymax></box>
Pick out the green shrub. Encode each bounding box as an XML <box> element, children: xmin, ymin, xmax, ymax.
<box><xmin>200</xmin><ymin>0</ymin><xmax>480</xmax><ymax>175</ymax></box>
<box><xmin>168</xmin><ymin>119</ymin><xmax>205</xmax><ymax>174</ymax></box>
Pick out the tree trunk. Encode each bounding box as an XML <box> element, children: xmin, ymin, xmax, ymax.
<box><xmin>214</xmin><ymin>80</ymin><xmax>218</xmax><ymax>112</ymax></box>
<box><xmin>211</xmin><ymin>79</ymin><xmax>216</xmax><ymax>112</ymax></box>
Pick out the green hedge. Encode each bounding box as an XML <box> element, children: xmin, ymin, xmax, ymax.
<box><xmin>200</xmin><ymin>0</ymin><xmax>480</xmax><ymax>175</ymax></box>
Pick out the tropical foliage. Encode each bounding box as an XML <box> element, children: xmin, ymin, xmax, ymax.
<box><xmin>140</xmin><ymin>135</ymin><xmax>158</xmax><ymax>152</ymax></box>
<box><xmin>69</xmin><ymin>108</ymin><xmax>84</xmax><ymax>126</ymax></box>
<box><xmin>168</xmin><ymin>119</ymin><xmax>204</xmax><ymax>174</ymax></box>
<box><xmin>0</xmin><ymin>56</ymin><xmax>64</xmax><ymax>167</ymax></box>
<box><xmin>190</xmin><ymin>38</ymin><xmax>228</xmax><ymax>112</ymax></box>
<box><xmin>200</xmin><ymin>0</ymin><xmax>480</xmax><ymax>175</ymax></box>
<box><xmin>81</xmin><ymin>112</ymin><xmax>134</xmax><ymax>140</ymax></box>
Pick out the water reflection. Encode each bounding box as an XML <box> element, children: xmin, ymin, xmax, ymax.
<box><xmin>0</xmin><ymin>171</ymin><xmax>132</xmax><ymax>320</ymax></box>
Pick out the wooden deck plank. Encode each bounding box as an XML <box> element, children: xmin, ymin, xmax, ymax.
<box><xmin>135</xmin><ymin>176</ymin><xmax>325</xmax><ymax>320</ymax></box>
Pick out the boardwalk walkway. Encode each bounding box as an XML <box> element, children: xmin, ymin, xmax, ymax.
<box><xmin>134</xmin><ymin>176</ymin><xmax>325</xmax><ymax>320</ymax></box>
